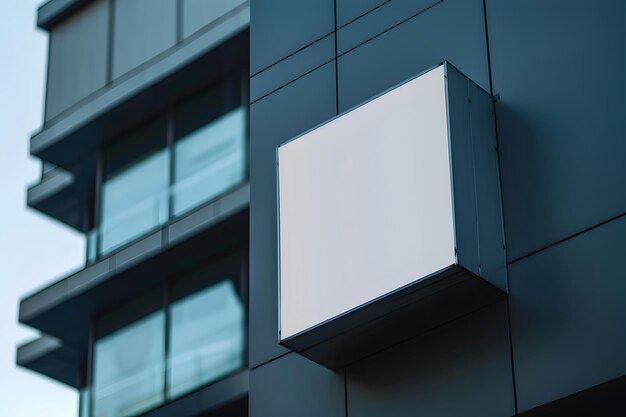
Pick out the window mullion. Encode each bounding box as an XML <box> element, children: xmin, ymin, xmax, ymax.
<box><xmin>166</xmin><ymin>111</ymin><xmax>175</xmax><ymax>220</ymax></box>
<box><xmin>93</xmin><ymin>150</ymin><xmax>104</xmax><ymax>260</ymax></box>
<box><xmin>87</xmin><ymin>318</ymin><xmax>96</xmax><ymax>417</ymax></box>
<box><xmin>163</xmin><ymin>284</ymin><xmax>171</xmax><ymax>400</ymax></box>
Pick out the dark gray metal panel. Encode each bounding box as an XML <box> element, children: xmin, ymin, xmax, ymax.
<box><xmin>250</xmin><ymin>34</ymin><xmax>335</xmax><ymax>103</ymax></box>
<box><xmin>144</xmin><ymin>371</ymin><xmax>248</xmax><ymax>417</ymax></box>
<box><xmin>27</xmin><ymin>163</ymin><xmax>91</xmax><ymax>230</ymax></box>
<box><xmin>67</xmin><ymin>258</ymin><xmax>112</xmax><ymax>295</ymax></box>
<box><xmin>169</xmin><ymin>203</ymin><xmax>217</xmax><ymax>244</ymax></box>
<box><xmin>446</xmin><ymin>65</ymin><xmax>479</xmax><ymax>276</ymax></box>
<box><xmin>27</xmin><ymin>156</ymin><xmax>96</xmax><ymax>231</ymax></box>
<box><xmin>336</xmin><ymin>0</ymin><xmax>387</xmax><ymax>27</ymax></box>
<box><xmin>347</xmin><ymin>301</ymin><xmax>515</xmax><ymax>417</ymax></box>
<box><xmin>111</xmin><ymin>231</ymin><xmax>163</xmax><ymax>271</ymax></box>
<box><xmin>508</xmin><ymin>215</ymin><xmax>626</xmax><ymax>412</ymax></box>
<box><xmin>286</xmin><ymin>267</ymin><xmax>505</xmax><ymax>370</ymax></box>
<box><xmin>37</xmin><ymin>0</ymin><xmax>93</xmax><ymax>30</ymax></box>
<box><xmin>517</xmin><ymin>377</ymin><xmax>626</xmax><ymax>417</ymax></box>
<box><xmin>16</xmin><ymin>336</ymin><xmax>83</xmax><ymax>387</ymax></box>
<box><xmin>168</xmin><ymin>183</ymin><xmax>249</xmax><ymax>245</ymax></box>
<box><xmin>215</xmin><ymin>183</ymin><xmax>250</xmax><ymax>217</ymax></box>
<box><xmin>16</xmin><ymin>337</ymin><xmax>61</xmax><ymax>364</ymax></box>
<box><xmin>337</xmin><ymin>0</ymin><xmax>489</xmax><ymax>112</ymax></box>
<box><xmin>468</xmin><ymin>76</ymin><xmax>507</xmax><ymax>291</ymax></box>
<box><xmin>487</xmin><ymin>0</ymin><xmax>626</xmax><ymax>261</ymax></box>
<box><xmin>45</xmin><ymin>0</ymin><xmax>109</xmax><ymax>121</ymax></box>
<box><xmin>181</xmin><ymin>0</ymin><xmax>247</xmax><ymax>39</ymax></box>
<box><xmin>19</xmin><ymin>279</ymin><xmax>68</xmax><ymax>323</ymax></box>
<box><xmin>249</xmin><ymin>353</ymin><xmax>344</xmax><ymax>417</ymax></box>
<box><xmin>250</xmin><ymin>0</ymin><xmax>334</xmax><ymax>75</ymax></box>
<box><xmin>112</xmin><ymin>0</ymin><xmax>177</xmax><ymax>79</ymax></box>
<box><xmin>27</xmin><ymin>169</ymin><xmax>74</xmax><ymax>205</ymax></box>
<box><xmin>249</xmin><ymin>62</ymin><xmax>337</xmax><ymax>367</ymax></box>
<box><xmin>337</xmin><ymin>0</ymin><xmax>439</xmax><ymax>54</ymax></box>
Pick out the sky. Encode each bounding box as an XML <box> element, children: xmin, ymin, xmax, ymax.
<box><xmin>0</xmin><ymin>0</ymin><xmax>85</xmax><ymax>415</ymax></box>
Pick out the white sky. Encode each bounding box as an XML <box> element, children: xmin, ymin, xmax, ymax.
<box><xmin>0</xmin><ymin>0</ymin><xmax>85</xmax><ymax>415</ymax></box>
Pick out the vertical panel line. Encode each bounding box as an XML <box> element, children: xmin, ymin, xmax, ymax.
<box><xmin>467</xmin><ymin>80</ymin><xmax>482</xmax><ymax>276</ymax></box>
<box><xmin>94</xmin><ymin>150</ymin><xmax>104</xmax><ymax>259</ymax></box>
<box><xmin>167</xmin><ymin>112</ymin><xmax>175</xmax><ymax>221</ymax></box>
<box><xmin>482</xmin><ymin>1</ymin><xmax>518</xmax><ymax>413</ymax></box>
<box><xmin>506</xmin><ymin>295</ymin><xmax>520</xmax><ymax>414</ymax></box>
<box><xmin>482</xmin><ymin>0</ymin><xmax>494</xmax><ymax>95</ymax></box>
<box><xmin>241</xmin><ymin>70</ymin><xmax>250</xmax><ymax>179</ymax></box>
<box><xmin>87</xmin><ymin>318</ymin><xmax>96</xmax><ymax>417</ymax></box>
<box><xmin>344</xmin><ymin>370</ymin><xmax>348</xmax><ymax>417</ymax></box>
<box><xmin>163</xmin><ymin>284</ymin><xmax>171</xmax><ymax>400</ymax></box>
<box><xmin>240</xmin><ymin>248</ymin><xmax>250</xmax><ymax>368</ymax></box>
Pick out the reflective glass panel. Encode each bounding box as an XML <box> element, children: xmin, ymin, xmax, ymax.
<box><xmin>167</xmin><ymin>280</ymin><xmax>244</xmax><ymax>398</ymax></box>
<box><xmin>92</xmin><ymin>311</ymin><xmax>165</xmax><ymax>417</ymax></box>
<box><xmin>86</xmin><ymin>229</ymin><xmax>98</xmax><ymax>264</ymax></box>
<box><xmin>100</xmin><ymin>120</ymin><xmax>169</xmax><ymax>255</ymax></box>
<box><xmin>172</xmin><ymin>107</ymin><xmax>246</xmax><ymax>216</ymax></box>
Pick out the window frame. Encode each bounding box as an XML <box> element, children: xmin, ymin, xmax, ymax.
<box><xmin>83</xmin><ymin>251</ymin><xmax>249</xmax><ymax>417</ymax></box>
<box><xmin>87</xmin><ymin>74</ymin><xmax>249</xmax><ymax>263</ymax></box>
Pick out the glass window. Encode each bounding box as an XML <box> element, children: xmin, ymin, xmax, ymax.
<box><xmin>167</xmin><ymin>280</ymin><xmax>244</xmax><ymax>398</ymax></box>
<box><xmin>93</xmin><ymin>81</ymin><xmax>248</xmax><ymax>259</ymax></box>
<box><xmin>172</xmin><ymin>81</ymin><xmax>245</xmax><ymax>216</ymax></box>
<box><xmin>100</xmin><ymin>119</ymin><xmax>169</xmax><ymax>255</ymax></box>
<box><xmin>92</xmin><ymin>311</ymin><xmax>165</xmax><ymax>417</ymax></box>
<box><xmin>87</xmin><ymin>257</ymin><xmax>245</xmax><ymax>417</ymax></box>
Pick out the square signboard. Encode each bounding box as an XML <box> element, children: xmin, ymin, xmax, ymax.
<box><xmin>277</xmin><ymin>63</ymin><xmax>506</xmax><ymax>369</ymax></box>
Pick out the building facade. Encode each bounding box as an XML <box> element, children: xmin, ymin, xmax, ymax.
<box><xmin>247</xmin><ymin>0</ymin><xmax>625</xmax><ymax>416</ymax></box>
<box><xmin>17</xmin><ymin>1</ymin><xmax>626</xmax><ymax>417</ymax></box>
<box><xmin>18</xmin><ymin>1</ymin><xmax>251</xmax><ymax>416</ymax></box>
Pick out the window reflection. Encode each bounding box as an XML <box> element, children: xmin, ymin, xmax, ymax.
<box><xmin>93</xmin><ymin>81</ymin><xmax>247</xmax><ymax>259</ymax></box>
<box><xmin>100</xmin><ymin>150</ymin><xmax>169</xmax><ymax>255</ymax></box>
<box><xmin>172</xmin><ymin>108</ymin><xmax>246</xmax><ymax>216</ymax></box>
<box><xmin>92</xmin><ymin>311</ymin><xmax>165</xmax><ymax>417</ymax></box>
<box><xmin>99</xmin><ymin>119</ymin><xmax>169</xmax><ymax>256</ymax></box>
<box><xmin>88</xmin><ymin>260</ymin><xmax>246</xmax><ymax>417</ymax></box>
<box><xmin>167</xmin><ymin>280</ymin><xmax>244</xmax><ymax>398</ymax></box>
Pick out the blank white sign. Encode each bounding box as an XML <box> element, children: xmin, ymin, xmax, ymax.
<box><xmin>278</xmin><ymin>65</ymin><xmax>456</xmax><ymax>340</ymax></box>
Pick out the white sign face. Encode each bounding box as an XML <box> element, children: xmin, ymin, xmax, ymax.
<box><xmin>278</xmin><ymin>65</ymin><xmax>456</xmax><ymax>340</ymax></box>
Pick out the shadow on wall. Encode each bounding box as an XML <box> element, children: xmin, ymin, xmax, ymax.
<box><xmin>346</xmin><ymin>301</ymin><xmax>515</xmax><ymax>416</ymax></box>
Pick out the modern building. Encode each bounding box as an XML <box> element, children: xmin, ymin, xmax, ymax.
<box><xmin>17</xmin><ymin>1</ymin><xmax>251</xmax><ymax>416</ymax></box>
<box><xmin>17</xmin><ymin>1</ymin><xmax>626</xmax><ymax>417</ymax></box>
<box><xmin>246</xmin><ymin>0</ymin><xmax>625</xmax><ymax>416</ymax></box>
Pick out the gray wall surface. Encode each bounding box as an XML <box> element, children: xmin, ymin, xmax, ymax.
<box><xmin>249</xmin><ymin>0</ymin><xmax>626</xmax><ymax>415</ymax></box>
<box><xmin>250</xmin><ymin>353</ymin><xmax>345</xmax><ymax>417</ymax></box>
<box><xmin>347</xmin><ymin>302</ymin><xmax>514</xmax><ymax>417</ymax></box>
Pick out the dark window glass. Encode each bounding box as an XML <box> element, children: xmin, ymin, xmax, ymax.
<box><xmin>92</xmin><ymin>291</ymin><xmax>165</xmax><ymax>417</ymax></box>
<box><xmin>167</xmin><ymin>279</ymin><xmax>245</xmax><ymax>398</ymax></box>
<box><xmin>88</xmin><ymin>255</ymin><xmax>245</xmax><ymax>416</ymax></box>
<box><xmin>100</xmin><ymin>118</ymin><xmax>168</xmax><ymax>255</ymax></box>
<box><xmin>172</xmin><ymin>81</ymin><xmax>246</xmax><ymax>216</ymax></box>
